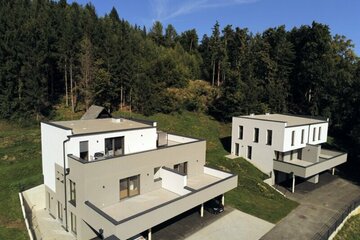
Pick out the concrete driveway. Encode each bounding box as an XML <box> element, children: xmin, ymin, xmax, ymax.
<box><xmin>261</xmin><ymin>174</ymin><xmax>360</xmax><ymax>240</ymax></box>
<box><xmin>152</xmin><ymin>206</ymin><xmax>274</xmax><ymax>240</ymax></box>
<box><xmin>186</xmin><ymin>209</ymin><xmax>274</xmax><ymax>240</ymax></box>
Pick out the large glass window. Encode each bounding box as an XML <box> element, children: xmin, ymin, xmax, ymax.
<box><xmin>69</xmin><ymin>180</ymin><xmax>76</xmax><ymax>206</ymax></box>
<box><xmin>253</xmin><ymin>128</ymin><xmax>259</xmax><ymax>143</ymax></box>
<box><xmin>105</xmin><ymin>137</ymin><xmax>124</xmax><ymax>157</ymax></box>
<box><xmin>266</xmin><ymin>130</ymin><xmax>272</xmax><ymax>145</ymax></box>
<box><xmin>174</xmin><ymin>162</ymin><xmax>188</xmax><ymax>175</ymax></box>
<box><xmin>119</xmin><ymin>175</ymin><xmax>140</xmax><ymax>200</ymax></box>
<box><xmin>238</xmin><ymin>126</ymin><xmax>243</xmax><ymax>139</ymax></box>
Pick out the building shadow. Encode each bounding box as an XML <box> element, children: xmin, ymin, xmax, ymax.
<box><xmin>219</xmin><ymin>136</ymin><xmax>232</xmax><ymax>153</ymax></box>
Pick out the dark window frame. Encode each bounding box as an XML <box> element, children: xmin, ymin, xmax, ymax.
<box><xmin>57</xmin><ymin>201</ymin><xmax>63</xmax><ymax>222</ymax></box>
<box><xmin>266</xmin><ymin>130</ymin><xmax>272</xmax><ymax>145</ymax></box>
<box><xmin>313</xmin><ymin>127</ymin><xmax>316</xmax><ymax>141</ymax></box>
<box><xmin>247</xmin><ymin>146</ymin><xmax>252</xmax><ymax>159</ymax></box>
<box><xmin>69</xmin><ymin>179</ymin><xmax>76</xmax><ymax>206</ymax></box>
<box><xmin>238</xmin><ymin>126</ymin><xmax>243</xmax><ymax>139</ymax></box>
<box><xmin>301</xmin><ymin>129</ymin><xmax>305</xmax><ymax>144</ymax></box>
<box><xmin>154</xmin><ymin>167</ymin><xmax>161</xmax><ymax>181</ymax></box>
<box><xmin>71</xmin><ymin>212</ymin><xmax>77</xmax><ymax>235</ymax></box>
<box><xmin>254</xmin><ymin>128</ymin><xmax>259</xmax><ymax>143</ymax></box>
<box><xmin>105</xmin><ymin>136</ymin><xmax>124</xmax><ymax>157</ymax></box>
<box><xmin>79</xmin><ymin>141</ymin><xmax>89</xmax><ymax>161</ymax></box>
<box><xmin>235</xmin><ymin>143</ymin><xmax>240</xmax><ymax>156</ymax></box>
<box><xmin>174</xmin><ymin>162</ymin><xmax>188</xmax><ymax>175</ymax></box>
<box><xmin>291</xmin><ymin>131</ymin><xmax>295</xmax><ymax>146</ymax></box>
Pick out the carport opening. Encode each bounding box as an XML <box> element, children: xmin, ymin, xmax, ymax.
<box><xmin>151</xmin><ymin>204</ymin><xmax>226</xmax><ymax>240</ymax></box>
<box><xmin>274</xmin><ymin>171</ymin><xmax>338</xmax><ymax>193</ymax></box>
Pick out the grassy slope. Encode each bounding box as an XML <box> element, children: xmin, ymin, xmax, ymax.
<box><xmin>0</xmin><ymin>122</ymin><xmax>42</xmax><ymax>239</ymax></box>
<box><xmin>334</xmin><ymin>215</ymin><xmax>360</xmax><ymax>240</ymax></box>
<box><xmin>0</xmin><ymin>109</ymin><xmax>297</xmax><ymax>239</ymax></box>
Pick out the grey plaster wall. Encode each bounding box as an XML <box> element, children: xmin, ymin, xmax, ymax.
<box><xmin>63</xmin><ymin>140</ymin><xmax>207</xmax><ymax>239</ymax></box>
<box><xmin>302</xmin><ymin>144</ymin><xmax>320</xmax><ymax>163</ymax></box>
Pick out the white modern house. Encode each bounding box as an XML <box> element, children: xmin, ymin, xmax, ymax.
<box><xmin>41</xmin><ymin>115</ymin><xmax>237</xmax><ymax>240</ymax></box>
<box><xmin>231</xmin><ymin>113</ymin><xmax>347</xmax><ymax>192</ymax></box>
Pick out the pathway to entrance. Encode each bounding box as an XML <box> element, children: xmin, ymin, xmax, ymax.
<box><xmin>261</xmin><ymin>173</ymin><xmax>360</xmax><ymax>240</ymax></box>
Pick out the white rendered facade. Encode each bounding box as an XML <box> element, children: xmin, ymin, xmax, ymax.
<box><xmin>231</xmin><ymin>114</ymin><xmax>346</xmax><ymax>189</ymax></box>
<box><xmin>41</xmin><ymin>119</ymin><xmax>157</xmax><ymax>192</ymax></box>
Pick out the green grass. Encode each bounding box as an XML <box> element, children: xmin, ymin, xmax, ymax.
<box><xmin>334</xmin><ymin>214</ymin><xmax>360</xmax><ymax>240</ymax></box>
<box><xmin>0</xmin><ymin>121</ymin><xmax>42</xmax><ymax>239</ymax></box>
<box><xmin>0</xmin><ymin>109</ymin><xmax>298</xmax><ymax>239</ymax></box>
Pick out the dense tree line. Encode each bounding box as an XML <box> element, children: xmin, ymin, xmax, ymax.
<box><xmin>1</xmin><ymin>0</ymin><xmax>360</xmax><ymax>154</ymax></box>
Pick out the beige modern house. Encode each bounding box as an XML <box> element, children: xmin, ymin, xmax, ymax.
<box><xmin>231</xmin><ymin>113</ymin><xmax>347</xmax><ymax>192</ymax></box>
<box><xmin>41</xmin><ymin>116</ymin><xmax>237</xmax><ymax>239</ymax></box>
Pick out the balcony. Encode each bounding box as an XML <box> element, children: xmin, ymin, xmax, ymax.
<box><xmin>82</xmin><ymin>167</ymin><xmax>237</xmax><ymax>240</ymax></box>
<box><xmin>273</xmin><ymin>149</ymin><xmax>347</xmax><ymax>178</ymax></box>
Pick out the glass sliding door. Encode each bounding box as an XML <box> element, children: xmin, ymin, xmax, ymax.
<box><xmin>128</xmin><ymin>176</ymin><xmax>140</xmax><ymax>197</ymax></box>
<box><xmin>119</xmin><ymin>178</ymin><xmax>129</xmax><ymax>199</ymax></box>
<box><xmin>119</xmin><ymin>175</ymin><xmax>140</xmax><ymax>200</ymax></box>
<box><xmin>105</xmin><ymin>137</ymin><xmax>124</xmax><ymax>157</ymax></box>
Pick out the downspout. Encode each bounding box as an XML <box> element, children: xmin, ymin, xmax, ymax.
<box><xmin>63</xmin><ymin>137</ymin><xmax>70</xmax><ymax>231</ymax></box>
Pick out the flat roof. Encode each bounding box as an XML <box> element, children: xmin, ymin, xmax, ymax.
<box><xmin>239</xmin><ymin>114</ymin><xmax>327</xmax><ymax>127</ymax></box>
<box><xmin>51</xmin><ymin>118</ymin><xmax>153</xmax><ymax>134</ymax></box>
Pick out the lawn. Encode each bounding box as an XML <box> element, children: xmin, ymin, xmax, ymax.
<box><xmin>0</xmin><ymin>121</ymin><xmax>42</xmax><ymax>239</ymax></box>
<box><xmin>0</xmin><ymin>108</ymin><xmax>298</xmax><ymax>239</ymax></box>
<box><xmin>334</xmin><ymin>214</ymin><xmax>360</xmax><ymax>240</ymax></box>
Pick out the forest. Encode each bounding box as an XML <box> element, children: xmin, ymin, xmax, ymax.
<box><xmin>0</xmin><ymin>1</ymin><xmax>359</xmax><ymax>166</ymax></box>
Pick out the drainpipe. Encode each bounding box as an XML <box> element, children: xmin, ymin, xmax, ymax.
<box><xmin>63</xmin><ymin>137</ymin><xmax>70</xmax><ymax>231</ymax></box>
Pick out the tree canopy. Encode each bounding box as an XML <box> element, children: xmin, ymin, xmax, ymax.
<box><xmin>0</xmin><ymin>1</ymin><xmax>359</xmax><ymax>152</ymax></box>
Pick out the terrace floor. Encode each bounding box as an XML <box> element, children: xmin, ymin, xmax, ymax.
<box><xmin>102</xmin><ymin>188</ymin><xmax>179</xmax><ymax>221</ymax></box>
<box><xmin>283</xmin><ymin>158</ymin><xmax>313</xmax><ymax>167</ymax></box>
<box><xmin>187</xmin><ymin>174</ymin><xmax>220</xmax><ymax>190</ymax></box>
<box><xmin>101</xmin><ymin>172</ymin><xmax>224</xmax><ymax>222</ymax></box>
